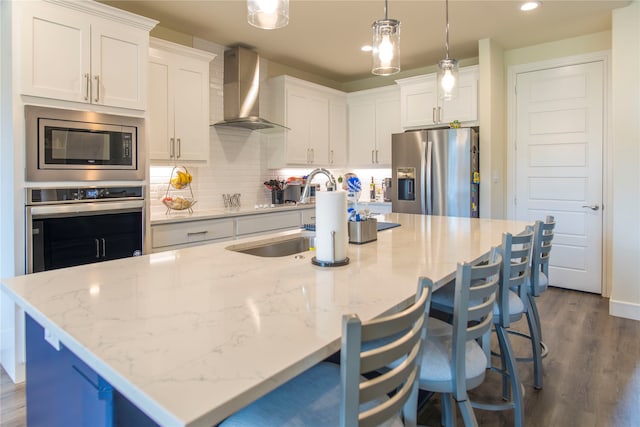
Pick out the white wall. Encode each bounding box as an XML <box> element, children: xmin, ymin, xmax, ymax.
<box><xmin>610</xmin><ymin>2</ymin><xmax>640</xmax><ymax>321</ymax></box>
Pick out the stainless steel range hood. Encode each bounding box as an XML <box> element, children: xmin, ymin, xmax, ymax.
<box><xmin>213</xmin><ymin>46</ymin><xmax>288</xmax><ymax>132</ymax></box>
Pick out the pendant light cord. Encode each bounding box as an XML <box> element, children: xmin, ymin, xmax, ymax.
<box><xmin>445</xmin><ymin>0</ymin><xmax>450</xmax><ymax>60</ymax></box>
<box><xmin>384</xmin><ymin>0</ymin><xmax>389</xmax><ymax>20</ymax></box>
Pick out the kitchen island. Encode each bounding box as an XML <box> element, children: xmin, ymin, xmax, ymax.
<box><xmin>0</xmin><ymin>213</ymin><xmax>529</xmax><ymax>427</ymax></box>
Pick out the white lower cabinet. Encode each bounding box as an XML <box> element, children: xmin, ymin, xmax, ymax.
<box><xmin>151</xmin><ymin>219</ymin><xmax>234</xmax><ymax>251</ymax></box>
<box><xmin>151</xmin><ymin>209</ymin><xmax>315</xmax><ymax>251</ymax></box>
<box><xmin>236</xmin><ymin>211</ymin><xmax>301</xmax><ymax>237</ymax></box>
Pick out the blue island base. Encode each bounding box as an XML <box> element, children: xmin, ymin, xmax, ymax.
<box><xmin>26</xmin><ymin>314</ymin><xmax>160</xmax><ymax>427</ymax></box>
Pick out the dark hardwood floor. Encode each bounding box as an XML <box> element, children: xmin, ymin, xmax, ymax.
<box><xmin>1</xmin><ymin>288</ymin><xmax>639</xmax><ymax>426</ymax></box>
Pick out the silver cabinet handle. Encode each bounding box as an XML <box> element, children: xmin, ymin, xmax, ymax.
<box><xmin>371</xmin><ymin>149</ymin><xmax>375</xmax><ymax>164</ymax></box>
<box><xmin>375</xmin><ymin>149</ymin><xmax>379</xmax><ymax>163</ymax></box>
<box><xmin>187</xmin><ymin>231</ymin><xmax>208</xmax><ymax>237</ymax></box>
<box><xmin>177</xmin><ymin>138</ymin><xmax>181</xmax><ymax>158</ymax></box>
<box><xmin>94</xmin><ymin>75</ymin><xmax>100</xmax><ymax>103</ymax></box>
<box><xmin>437</xmin><ymin>106</ymin><xmax>442</xmax><ymax>123</ymax></box>
<box><xmin>330</xmin><ymin>150</ymin><xmax>334</xmax><ymax>164</ymax></box>
<box><xmin>582</xmin><ymin>205</ymin><xmax>600</xmax><ymax>211</ymax></box>
<box><xmin>101</xmin><ymin>238</ymin><xmax>106</xmax><ymax>258</ymax></box>
<box><xmin>170</xmin><ymin>138</ymin><xmax>175</xmax><ymax>158</ymax></box>
<box><xmin>94</xmin><ymin>238</ymin><xmax>100</xmax><ymax>259</ymax></box>
<box><xmin>310</xmin><ymin>148</ymin><xmax>314</xmax><ymax>163</ymax></box>
<box><xmin>433</xmin><ymin>107</ymin><xmax>437</xmax><ymax>124</ymax></box>
<box><xmin>84</xmin><ymin>73</ymin><xmax>90</xmax><ymax>101</ymax></box>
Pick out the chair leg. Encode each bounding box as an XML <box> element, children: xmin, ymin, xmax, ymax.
<box><xmin>481</xmin><ymin>329</ymin><xmax>492</xmax><ymax>369</ymax></box>
<box><xmin>528</xmin><ymin>293</ymin><xmax>549</xmax><ymax>358</ymax></box>
<box><xmin>496</xmin><ymin>325</ymin><xmax>525</xmax><ymax>427</ymax></box>
<box><xmin>496</xmin><ymin>327</ymin><xmax>510</xmax><ymax>400</ymax></box>
<box><xmin>441</xmin><ymin>393</ymin><xmax>455</xmax><ymax>427</ymax></box>
<box><xmin>525</xmin><ymin>297</ymin><xmax>544</xmax><ymax>389</ymax></box>
<box><xmin>457</xmin><ymin>399</ymin><xmax>479</xmax><ymax>427</ymax></box>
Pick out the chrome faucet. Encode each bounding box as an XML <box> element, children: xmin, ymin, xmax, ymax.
<box><xmin>300</xmin><ymin>168</ymin><xmax>338</xmax><ymax>204</ymax></box>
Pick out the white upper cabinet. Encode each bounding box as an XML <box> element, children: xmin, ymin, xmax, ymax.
<box><xmin>19</xmin><ymin>0</ymin><xmax>157</xmax><ymax>110</ymax></box>
<box><xmin>329</xmin><ymin>99</ymin><xmax>348</xmax><ymax>167</ymax></box>
<box><xmin>148</xmin><ymin>38</ymin><xmax>215</xmax><ymax>164</ymax></box>
<box><xmin>266</xmin><ymin>75</ymin><xmax>347</xmax><ymax>168</ymax></box>
<box><xmin>348</xmin><ymin>85</ymin><xmax>401</xmax><ymax>167</ymax></box>
<box><xmin>396</xmin><ymin>65</ymin><xmax>478</xmax><ymax>129</ymax></box>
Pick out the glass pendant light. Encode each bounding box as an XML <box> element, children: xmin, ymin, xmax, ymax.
<box><xmin>372</xmin><ymin>0</ymin><xmax>400</xmax><ymax>76</ymax></box>
<box><xmin>247</xmin><ymin>0</ymin><xmax>289</xmax><ymax>30</ymax></box>
<box><xmin>437</xmin><ymin>0</ymin><xmax>458</xmax><ymax>100</ymax></box>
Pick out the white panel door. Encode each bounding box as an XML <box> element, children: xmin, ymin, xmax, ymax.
<box><xmin>286</xmin><ymin>90</ymin><xmax>311</xmax><ymax>164</ymax></box>
<box><xmin>174</xmin><ymin>60</ymin><xmax>209</xmax><ymax>161</ymax></box>
<box><xmin>515</xmin><ymin>61</ymin><xmax>604</xmax><ymax>293</ymax></box>
<box><xmin>375</xmin><ymin>95</ymin><xmax>401</xmax><ymax>165</ymax></box>
<box><xmin>21</xmin><ymin>2</ymin><xmax>91</xmax><ymax>102</ymax></box>
<box><xmin>92</xmin><ymin>19</ymin><xmax>147</xmax><ymax>109</ymax></box>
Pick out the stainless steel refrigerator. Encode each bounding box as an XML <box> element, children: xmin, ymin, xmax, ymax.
<box><xmin>391</xmin><ymin>127</ymin><xmax>479</xmax><ymax>217</ymax></box>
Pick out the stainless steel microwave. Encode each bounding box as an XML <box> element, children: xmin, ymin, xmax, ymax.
<box><xmin>25</xmin><ymin>106</ymin><xmax>146</xmax><ymax>181</ymax></box>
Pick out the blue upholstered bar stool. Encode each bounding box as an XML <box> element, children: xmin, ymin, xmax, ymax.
<box><xmin>418</xmin><ymin>249</ymin><xmax>502</xmax><ymax>427</ymax></box>
<box><xmin>510</xmin><ymin>215</ymin><xmax>556</xmax><ymax>390</ymax></box>
<box><xmin>430</xmin><ymin>230</ymin><xmax>533</xmax><ymax>427</ymax></box>
<box><xmin>219</xmin><ymin>277</ymin><xmax>433</xmax><ymax>427</ymax></box>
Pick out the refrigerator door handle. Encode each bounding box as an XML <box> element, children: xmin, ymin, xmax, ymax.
<box><xmin>424</xmin><ymin>139</ymin><xmax>432</xmax><ymax>214</ymax></box>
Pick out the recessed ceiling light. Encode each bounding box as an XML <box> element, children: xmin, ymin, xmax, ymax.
<box><xmin>361</xmin><ymin>45</ymin><xmax>373</xmax><ymax>52</ymax></box>
<box><xmin>521</xmin><ymin>1</ymin><xmax>541</xmax><ymax>11</ymax></box>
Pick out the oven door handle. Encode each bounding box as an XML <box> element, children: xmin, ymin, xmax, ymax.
<box><xmin>28</xmin><ymin>200</ymin><xmax>144</xmax><ymax>217</ymax></box>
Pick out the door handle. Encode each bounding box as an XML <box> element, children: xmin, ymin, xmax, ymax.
<box><xmin>432</xmin><ymin>107</ymin><xmax>437</xmax><ymax>124</ymax></box>
<box><xmin>84</xmin><ymin>73</ymin><xmax>90</xmax><ymax>101</ymax></box>
<box><xmin>176</xmin><ymin>138</ymin><xmax>181</xmax><ymax>158</ymax></box>
<box><xmin>94</xmin><ymin>238</ymin><xmax>100</xmax><ymax>259</ymax></box>
<box><xmin>101</xmin><ymin>238</ymin><xmax>106</xmax><ymax>258</ymax></box>
<box><xmin>371</xmin><ymin>149</ymin><xmax>375</xmax><ymax>164</ymax></box>
<box><xmin>170</xmin><ymin>138</ymin><xmax>175</xmax><ymax>158</ymax></box>
<box><xmin>582</xmin><ymin>205</ymin><xmax>600</xmax><ymax>211</ymax></box>
<box><xmin>94</xmin><ymin>75</ymin><xmax>100</xmax><ymax>103</ymax></box>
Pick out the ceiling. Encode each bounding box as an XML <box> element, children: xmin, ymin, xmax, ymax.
<box><xmin>102</xmin><ymin>0</ymin><xmax>628</xmax><ymax>83</ymax></box>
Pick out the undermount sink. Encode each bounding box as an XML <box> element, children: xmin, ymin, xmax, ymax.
<box><xmin>226</xmin><ymin>234</ymin><xmax>315</xmax><ymax>258</ymax></box>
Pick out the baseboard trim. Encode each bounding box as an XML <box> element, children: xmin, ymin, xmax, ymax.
<box><xmin>609</xmin><ymin>299</ymin><xmax>640</xmax><ymax>321</ymax></box>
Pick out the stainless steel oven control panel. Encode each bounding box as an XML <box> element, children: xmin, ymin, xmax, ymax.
<box><xmin>27</xmin><ymin>186</ymin><xmax>144</xmax><ymax>205</ymax></box>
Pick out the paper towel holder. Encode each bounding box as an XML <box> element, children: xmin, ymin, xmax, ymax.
<box><xmin>312</xmin><ymin>230</ymin><xmax>349</xmax><ymax>267</ymax></box>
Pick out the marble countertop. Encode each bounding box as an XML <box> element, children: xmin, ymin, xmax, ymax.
<box><xmin>1</xmin><ymin>213</ymin><xmax>529</xmax><ymax>427</ymax></box>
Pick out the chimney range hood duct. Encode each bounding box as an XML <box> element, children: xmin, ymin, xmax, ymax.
<box><xmin>213</xmin><ymin>46</ymin><xmax>288</xmax><ymax>132</ymax></box>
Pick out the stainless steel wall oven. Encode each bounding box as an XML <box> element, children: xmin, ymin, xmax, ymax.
<box><xmin>25</xmin><ymin>106</ymin><xmax>145</xmax><ymax>181</ymax></box>
<box><xmin>26</xmin><ymin>186</ymin><xmax>144</xmax><ymax>273</ymax></box>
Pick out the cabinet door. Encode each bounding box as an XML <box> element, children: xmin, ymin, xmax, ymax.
<box><xmin>20</xmin><ymin>1</ymin><xmax>91</xmax><ymax>103</ymax></box>
<box><xmin>173</xmin><ymin>59</ymin><xmax>210</xmax><ymax>161</ymax></box>
<box><xmin>91</xmin><ymin>19</ymin><xmax>147</xmax><ymax>110</ymax></box>
<box><xmin>286</xmin><ymin>90</ymin><xmax>312</xmax><ymax>164</ymax></box>
<box><xmin>329</xmin><ymin>100</ymin><xmax>347</xmax><ymax>167</ymax></box>
<box><xmin>400</xmin><ymin>79</ymin><xmax>438</xmax><ymax>129</ymax></box>
<box><xmin>148</xmin><ymin>57</ymin><xmax>173</xmax><ymax>160</ymax></box>
<box><xmin>308</xmin><ymin>96</ymin><xmax>329</xmax><ymax>164</ymax></box>
<box><xmin>348</xmin><ymin>102</ymin><xmax>376</xmax><ymax>166</ymax></box>
<box><xmin>375</xmin><ymin>96</ymin><xmax>401</xmax><ymax>165</ymax></box>
<box><xmin>438</xmin><ymin>68</ymin><xmax>478</xmax><ymax>124</ymax></box>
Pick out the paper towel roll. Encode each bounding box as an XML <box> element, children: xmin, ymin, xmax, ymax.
<box><xmin>315</xmin><ymin>191</ymin><xmax>348</xmax><ymax>263</ymax></box>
